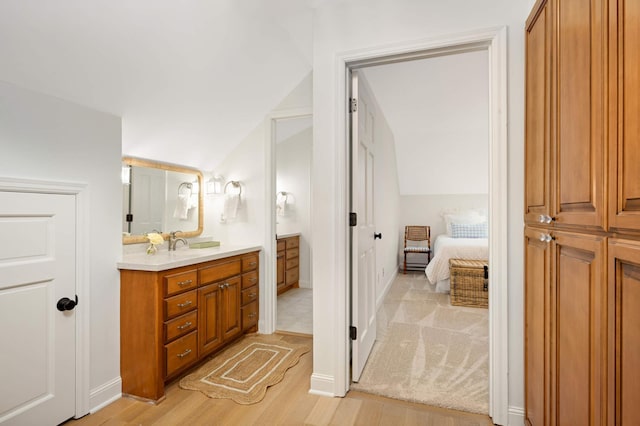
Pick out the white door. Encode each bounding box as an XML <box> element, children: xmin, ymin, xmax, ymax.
<box><xmin>350</xmin><ymin>71</ymin><xmax>378</xmax><ymax>382</ymax></box>
<box><xmin>130</xmin><ymin>165</ymin><xmax>165</xmax><ymax>234</ymax></box>
<box><xmin>0</xmin><ymin>191</ymin><xmax>77</xmax><ymax>425</ymax></box>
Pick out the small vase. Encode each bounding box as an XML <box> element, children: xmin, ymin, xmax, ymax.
<box><xmin>146</xmin><ymin>244</ymin><xmax>158</xmax><ymax>255</ymax></box>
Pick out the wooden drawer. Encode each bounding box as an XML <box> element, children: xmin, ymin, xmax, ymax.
<box><xmin>164</xmin><ymin>310</ymin><xmax>197</xmax><ymax>343</ymax></box>
<box><xmin>199</xmin><ymin>260</ymin><xmax>241</xmax><ymax>285</ymax></box>
<box><xmin>241</xmin><ymin>286</ymin><xmax>259</xmax><ymax>306</ymax></box>
<box><xmin>277</xmin><ymin>240</ymin><xmax>286</xmax><ymax>251</ymax></box>
<box><xmin>165</xmin><ymin>331</ymin><xmax>197</xmax><ymax>378</ymax></box>
<box><xmin>286</xmin><ymin>237</ymin><xmax>299</xmax><ymax>249</ymax></box>
<box><xmin>242</xmin><ymin>271</ymin><xmax>258</xmax><ymax>289</ymax></box>
<box><xmin>164</xmin><ymin>269</ymin><xmax>198</xmax><ymax>297</ymax></box>
<box><xmin>242</xmin><ymin>253</ymin><xmax>258</xmax><ymax>272</ymax></box>
<box><xmin>165</xmin><ymin>290</ymin><xmax>197</xmax><ymax>320</ymax></box>
<box><xmin>286</xmin><ymin>247</ymin><xmax>299</xmax><ymax>260</ymax></box>
<box><xmin>241</xmin><ymin>301</ymin><xmax>258</xmax><ymax>330</ymax></box>
<box><xmin>285</xmin><ymin>267</ymin><xmax>299</xmax><ymax>285</ymax></box>
<box><xmin>285</xmin><ymin>257</ymin><xmax>299</xmax><ymax>270</ymax></box>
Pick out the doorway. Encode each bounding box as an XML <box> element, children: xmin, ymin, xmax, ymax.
<box><xmin>341</xmin><ymin>28</ymin><xmax>508</xmax><ymax>421</ymax></box>
<box><xmin>267</xmin><ymin>111</ymin><xmax>314</xmax><ymax>336</ymax></box>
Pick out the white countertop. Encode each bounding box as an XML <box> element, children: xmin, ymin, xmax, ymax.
<box><xmin>117</xmin><ymin>243</ymin><xmax>262</xmax><ymax>272</ymax></box>
<box><xmin>276</xmin><ymin>232</ymin><xmax>301</xmax><ymax>239</ymax></box>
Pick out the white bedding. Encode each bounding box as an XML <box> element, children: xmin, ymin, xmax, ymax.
<box><xmin>425</xmin><ymin>235</ymin><xmax>488</xmax><ymax>286</ymax></box>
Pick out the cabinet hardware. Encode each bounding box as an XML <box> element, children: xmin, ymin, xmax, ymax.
<box><xmin>177</xmin><ymin>321</ymin><xmax>192</xmax><ymax>330</ymax></box>
<box><xmin>539</xmin><ymin>233</ymin><xmax>554</xmax><ymax>243</ymax></box>
<box><xmin>248</xmin><ymin>312</ymin><xmax>256</xmax><ymax>319</ymax></box>
<box><xmin>538</xmin><ymin>214</ymin><xmax>555</xmax><ymax>224</ymax></box>
<box><xmin>178</xmin><ymin>279</ymin><xmax>193</xmax><ymax>287</ymax></box>
<box><xmin>250</xmin><ymin>277</ymin><xmax>257</xmax><ymax>283</ymax></box>
<box><xmin>177</xmin><ymin>300</ymin><xmax>192</xmax><ymax>308</ymax></box>
<box><xmin>249</xmin><ymin>261</ymin><xmax>257</xmax><ymax>267</ymax></box>
<box><xmin>249</xmin><ymin>292</ymin><xmax>257</xmax><ymax>298</ymax></box>
<box><xmin>177</xmin><ymin>348</ymin><xmax>192</xmax><ymax>358</ymax></box>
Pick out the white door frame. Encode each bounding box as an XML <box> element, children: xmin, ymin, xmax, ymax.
<box><xmin>0</xmin><ymin>177</ymin><xmax>90</xmax><ymax>418</ymax></box>
<box><xmin>337</xmin><ymin>27</ymin><xmax>509</xmax><ymax>424</ymax></box>
<box><xmin>263</xmin><ymin>108</ymin><xmax>313</xmax><ymax>334</ymax></box>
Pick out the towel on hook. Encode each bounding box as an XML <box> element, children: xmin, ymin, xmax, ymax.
<box><xmin>223</xmin><ymin>193</ymin><xmax>240</xmax><ymax>220</ymax></box>
<box><xmin>276</xmin><ymin>193</ymin><xmax>287</xmax><ymax>217</ymax></box>
<box><xmin>173</xmin><ymin>193</ymin><xmax>190</xmax><ymax>219</ymax></box>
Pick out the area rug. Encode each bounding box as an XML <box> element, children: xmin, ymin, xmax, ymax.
<box><xmin>179</xmin><ymin>334</ymin><xmax>310</xmax><ymax>404</ymax></box>
<box><xmin>350</xmin><ymin>272</ymin><xmax>489</xmax><ymax>414</ymax></box>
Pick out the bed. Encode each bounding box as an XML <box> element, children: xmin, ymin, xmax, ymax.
<box><xmin>425</xmin><ymin>234</ymin><xmax>488</xmax><ymax>293</ymax></box>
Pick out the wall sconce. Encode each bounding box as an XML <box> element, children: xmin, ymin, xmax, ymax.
<box><xmin>206</xmin><ymin>174</ymin><xmax>225</xmax><ymax>195</ymax></box>
<box><xmin>121</xmin><ymin>165</ymin><xmax>131</xmax><ymax>185</ymax></box>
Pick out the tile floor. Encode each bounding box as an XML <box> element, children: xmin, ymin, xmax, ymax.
<box><xmin>276</xmin><ymin>287</ymin><xmax>313</xmax><ymax>335</ymax></box>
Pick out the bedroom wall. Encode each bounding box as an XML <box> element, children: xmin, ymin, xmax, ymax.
<box><xmin>312</xmin><ymin>1</ymin><xmax>530</xmax><ymax>422</ymax></box>
<box><xmin>276</xmin><ymin>125</ymin><xmax>312</xmax><ymax>288</ymax></box>
<box><xmin>0</xmin><ymin>81</ymin><xmax>122</xmax><ymax>411</ymax></box>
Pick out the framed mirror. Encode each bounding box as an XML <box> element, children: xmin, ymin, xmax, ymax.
<box><xmin>122</xmin><ymin>157</ymin><xmax>204</xmax><ymax>244</ymax></box>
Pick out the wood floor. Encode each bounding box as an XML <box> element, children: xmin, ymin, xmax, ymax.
<box><xmin>67</xmin><ymin>335</ymin><xmax>492</xmax><ymax>426</ymax></box>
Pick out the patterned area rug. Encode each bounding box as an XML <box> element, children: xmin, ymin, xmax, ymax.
<box><xmin>179</xmin><ymin>334</ymin><xmax>310</xmax><ymax>404</ymax></box>
<box><xmin>351</xmin><ymin>272</ymin><xmax>489</xmax><ymax>414</ymax></box>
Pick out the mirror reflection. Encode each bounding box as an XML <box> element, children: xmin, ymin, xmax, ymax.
<box><xmin>122</xmin><ymin>157</ymin><xmax>203</xmax><ymax>244</ymax></box>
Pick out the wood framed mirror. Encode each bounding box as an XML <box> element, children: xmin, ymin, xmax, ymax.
<box><xmin>122</xmin><ymin>157</ymin><xmax>204</xmax><ymax>244</ymax></box>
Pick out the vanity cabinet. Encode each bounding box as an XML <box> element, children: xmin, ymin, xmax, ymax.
<box><xmin>276</xmin><ymin>235</ymin><xmax>299</xmax><ymax>295</ymax></box>
<box><xmin>120</xmin><ymin>250</ymin><xmax>259</xmax><ymax>401</ymax></box>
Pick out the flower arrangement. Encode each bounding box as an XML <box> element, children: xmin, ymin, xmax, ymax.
<box><xmin>146</xmin><ymin>232</ymin><xmax>164</xmax><ymax>254</ymax></box>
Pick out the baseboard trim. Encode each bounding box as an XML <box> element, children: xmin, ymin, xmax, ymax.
<box><xmin>507</xmin><ymin>406</ymin><xmax>525</xmax><ymax>426</ymax></box>
<box><xmin>89</xmin><ymin>377</ymin><xmax>122</xmax><ymax>414</ymax></box>
<box><xmin>309</xmin><ymin>373</ymin><xmax>335</xmax><ymax>397</ymax></box>
<box><xmin>376</xmin><ymin>267</ymin><xmax>398</xmax><ymax>309</ymax></box>
<box><xmin>299</xmin><ymin>280</ymin><xmax>311</xmax><ymax>288</ymax></box>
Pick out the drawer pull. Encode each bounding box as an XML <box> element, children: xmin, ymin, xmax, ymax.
<box><xmin>178</xmin><ymin>279</ymin><xmax>193</xmax><ymax>287</ymax></box>
<box><xmin>177</xmin><ymin>321</ymin><xmax>193</xmax><ymax>330</ymax></box>
<box><xmin>219</xmin><ymin>282</ymin><xmax>229</xmax><ymax>289</ymax></box>
<box><xmin>249</xmin><ymin>261</ymin><xmax>257</xmax><ymax>267</ymax></box>
<box><xmin>248</xmin><ymin>312</ymin><xmax>257</xmax><ymax>319</ymax></box>
<box><xmin>177</xmin><ymin>300</ymin><xmax>193</xmax><ymax>308</ymax></box>
<box><xmin>250</xmin><ymin>277</ymin><xmax>257</xmax><ymax>283</ymax></box>
<box><xmin>249</xmin><ymin>292</ymin><xmax>257</xmax><ymax>298</ymax></box>
<box><xmin>177</xmin><ymin>348</ymin><xmax>192</xmax><ymax>358</ymax></box>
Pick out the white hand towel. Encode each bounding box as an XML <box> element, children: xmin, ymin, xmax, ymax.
<box><xmin>223</xmin><ymin>193</ymin><xmax>240</xmax><ymax>220</ymax></box>
<box><xmin>276</xmin><ymin>193</ymin><xmax>287</xmax><ymax>216</ymax></box>
<box><xmin>173</xmin><ymin>193</ymin><xmax>190</xmax><ymax>219</ymax></box>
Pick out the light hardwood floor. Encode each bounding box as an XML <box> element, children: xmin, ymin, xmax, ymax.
<box><xmin>68</xmin><ymin>335</ymin><xmax>492</xmax><ymax>426</ymax></box>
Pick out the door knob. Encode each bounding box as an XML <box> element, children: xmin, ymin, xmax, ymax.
<box><xmin>57</xmin><ymin>295</ymin><xmax>78</xmax><ymax>312</ymax></box>
<box><xmin>374</xmin><ymin>233</ymin><xmax>382</xmax><ymax>240</ymax></box>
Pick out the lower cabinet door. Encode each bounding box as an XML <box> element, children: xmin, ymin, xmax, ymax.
<box><xmin>552</xmin><ymin>231</ymin><xmax>606</xmax><ymax>425</ymax></box>
<box><xmin>199</xmin><ymin>283</ymin><xmax>222</xmax><ymax>357</ymax></box>
<box><xmin>222</xmin><ymin>276</ymin><xmax>242</xmax><ymax>341</ymax></box>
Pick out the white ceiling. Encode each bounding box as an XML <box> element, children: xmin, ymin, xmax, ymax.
<box><xmin>0</xmin><ymin>0</ymin><xmax>314</xmax><ymax>171</ymax></box>
<box><xmin>361</xmin><ymin>50</ymin><xmax>490</xmax><ymax>195</ymax></box>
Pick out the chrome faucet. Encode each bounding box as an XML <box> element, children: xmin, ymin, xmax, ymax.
<box><xmin>168</xmin><ymin>231</ymin><xmax>188</xmax><ymax>251</ymax></box>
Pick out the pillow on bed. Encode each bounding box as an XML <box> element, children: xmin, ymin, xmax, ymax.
<box><xmin>443</xmin><ymin>213</ymin><xmax>486</xmax><ymax>235</ymax></box>
<box><xmin>450</xmin><ymin>222</ymin><xmax>488</xmax><ymax>238</ymax></box>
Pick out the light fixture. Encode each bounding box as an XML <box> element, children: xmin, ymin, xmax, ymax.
<box><xmin>206</xmin><ymin>174</ymin><xmax>225</xmax><ymax>195</ymax></box>
<box><xmin>121</xmin><ymin>165</ymin><xmax>131</xmax><ymax>185</ymax></box>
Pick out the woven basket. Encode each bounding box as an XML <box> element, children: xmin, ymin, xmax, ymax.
<box><xmin>449</xmin><ymin>258</ymin><xmax>488</xmax><ymax>308</ymax></box>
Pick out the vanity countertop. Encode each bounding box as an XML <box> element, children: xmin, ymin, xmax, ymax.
<box><xmin>117</xmin><ymin>243</ymin><xmax>262</xmax><ymax>272</ymax></box>
<box><xmin>276</xmin><ymin>232</ymin><xmax>301</xmax><ymax>239</ymax></box>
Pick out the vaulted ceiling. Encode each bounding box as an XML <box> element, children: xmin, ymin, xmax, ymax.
<box><xmin>0</xmin><ymin>0</ymin><xmax>314</xmax><ymax>171</ymax></box>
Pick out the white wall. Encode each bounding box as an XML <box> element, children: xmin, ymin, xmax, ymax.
<box><xmin>0</xmin><ymin>81</ymin><xmax>122</xmax><ymax>411</ymax></box>
<box><xmin>312</xmin><ymin>0</ymin><xmax>529</xmax><ymax>422</ymax></box>
<box><xmin>276</xmin><ymin>125</ymin><xmax>312</xmax><ymax>287</ymax></box>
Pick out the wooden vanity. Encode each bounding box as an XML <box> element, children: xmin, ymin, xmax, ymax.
<box><xmin>276</xmin><ymin>234</ymin><xmax>299</xmax><ymax>295</ymax></box>
<box><xmin>118</xmin><ymin>245</ymin><xmax>260</xmax><ymax>401</ymax></box>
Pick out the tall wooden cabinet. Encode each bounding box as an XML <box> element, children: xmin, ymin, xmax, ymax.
<box><xmin>276</xmin><ymin>235</ymin><xmax>300</xmax><ymax>295</ymax></box>
<box><xmin>525</xmin><ymin>0</ymin><xmax>640</xmax><ymax>424</ymax></box>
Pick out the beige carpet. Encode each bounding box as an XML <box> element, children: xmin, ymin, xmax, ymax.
<box><xmin>351</xmin><ymin>271</ymin><xmax>489</xmax><ymax>414</ymax></box>
<box><xmin>179</xmin><ymin>334</ymin><xmax>310</xmax><ymax>404</ymax></box>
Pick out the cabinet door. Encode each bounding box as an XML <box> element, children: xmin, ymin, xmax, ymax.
<box><xmin>552</xmin><ymin>231</ymin><xmax>606</xmax><ymax>425</ymax></box>
<box><xmin>198</xmin><ymin>283</ymin><xmax>222</xmax><ymax>357</ymax></box>
<box><xmin>221</xmin><ymin>276</ymin><xmax>242</xmax><ymax>341</ymax></box>
<box><xmin>607</xmin><ymin>239</ymin><xmax>640</xmax><ymax>425</ymax></box>
<box><xmin>553</xmin><ymin>0</ymin><xmax>606</xmax><ymax>229</ymax></box>
<box><xmin>608</xmin><ymin>0</ymin><xmax>640</xmax><ymax>233</ymax></box>
<box><xmin>525</xmin><ymin>0</ymin><xmax>553</xmax><ymax>225</ymax></box>
<box><xmin>524</xmin><ymin>226</ymin><xmax>552</xmax><ymax>426</ymax></box>
<box><xmin>277</xmin><ymin>251</ymin><xmax>285</xmax><ymax>288</ymax></box>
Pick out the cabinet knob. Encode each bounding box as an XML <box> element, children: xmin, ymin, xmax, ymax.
<box><xmin>538</xmin><ymin>214</ymin><xmax>555</xmax><ymax>224</ymax></box>
<box><xmin>539</xmin><ymin>233</ymin><xmax>554</xmax><ymax>243</ymax></box>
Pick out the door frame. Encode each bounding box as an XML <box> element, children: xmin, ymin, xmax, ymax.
<box><xmin>339</xmin><ymin>27</ymin><xmax>509</xmax><ymax>423</ymax></box>
<box><xmin>0</xmin><ymin>177</ymin><xmax>90</xmax><ymax>418</ymax></box>
<box><xmin>263</xmin><ymin>107</ymin><xmax>313</xmax><ymax>334</ymax></box>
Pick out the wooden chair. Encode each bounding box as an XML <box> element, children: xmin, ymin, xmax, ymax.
<box><xmin>403</xmin><ymin>225</ymin><xmax>431</xmax><ymax>274</ymax></box>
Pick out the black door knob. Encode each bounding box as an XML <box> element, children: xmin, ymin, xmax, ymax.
<box><xmin>374</xmin><ymin>233</ymin><xmax>382</xmax><ymax>240</ymax></box>
<box><xmin>57</xmin><ymin>295</ymin><xmax>78</xmax><ymax>312</ymax></box>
